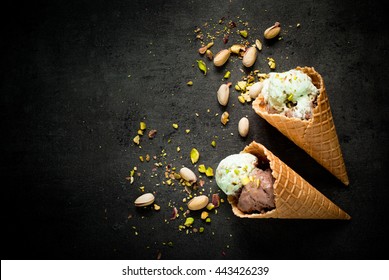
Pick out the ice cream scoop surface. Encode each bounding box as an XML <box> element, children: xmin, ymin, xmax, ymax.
<box><xmin>237</xmin><ymin>168</ymin><xmax>275</xmax><ymax>213</ymax></box>
<box><xmin>216</xmin><ymin>153</ymin><xmax>276</xmax><ymax>214</ymax></box>
<box><xmin>261</xmin><ymin>69</ymin><xmax>319</xmax><ymax>120</ymax></box>
<box><xmin>215</xmin><ymin>153</ymin><xmax>258</xmax><ymax>195</ymax></box>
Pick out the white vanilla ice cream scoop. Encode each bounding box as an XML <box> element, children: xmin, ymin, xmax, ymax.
<box><xmin>261</xmin><ymin>69</ymin><xmax>319</xmax><ymax>120</ymax></box>
<box><xmin>215</xmin><ymin>153</ymin><xmax>258</xmax><ymax>195</ymax></box>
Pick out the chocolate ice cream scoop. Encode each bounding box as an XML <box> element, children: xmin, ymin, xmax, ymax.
<box><xmin>237</xmin><ymin>168</ymin><xmax>275</xmax><ymax>213</ymax></box>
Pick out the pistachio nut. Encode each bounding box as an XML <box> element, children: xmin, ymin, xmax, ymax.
<box><xmin>229</xmin><ymin>44</ymin><xmax>245</xmax><ymax>54</ymax></box>
<box><xmin>238</xmin><ymin>117</ymin><xmax>249</xmax><ymax>137</ymax></box>
<box><xmin>264</xmin><ymin>22</ymin><xmax>281</xmax><ymax>39</ymax></box>
<box><xmin>217</xmin><ymin>83</ymin><xmax>230</xmax><ymax>106</ymax></box>
<box><xmin>134</xmin><ymin>193</ymin><xmax>155</xmax><ymax>207</ymax></box>
<box><xmin>213</xmin><ymin>49</ymin><xmax>231</xmax><ymax>67</ymax></box>
<box><xmin>179</xmin><ymin>167</ymin><xmax>197</xmax><ymax>184</ymax></box>
<box><xmin>187</xmin><ymin>195</ymin><xmax>209</xmax><ymax>211</ymax></box>
<box><xmin>242</xmin><ymin>46</ymin><xmax>257</xmax><ymax>67</ymax></box>
<box><xmin>248</xmin><ymin>81</ymin><xmax>264</xmax><ymax>99</ymax></box>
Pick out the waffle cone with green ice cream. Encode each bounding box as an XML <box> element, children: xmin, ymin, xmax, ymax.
<box><xmin>216</xmin><ymin>142</ymin><xmax>350</xmax><ymax>219</ymax></box>
<box><xmin>252</xmin><ymin>66</ymin><xmax>349</xmax><ymax>185</ymax></box>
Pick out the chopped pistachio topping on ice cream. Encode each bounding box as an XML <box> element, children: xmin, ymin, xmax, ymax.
<box><xmin>261</xmin><ymin>69</ymin><xmax>319</xmax><ymax>120</ymax></box>
<box><xmin>215</xmin><ymin>153</ymin><xmax>258</xmax><ymax>195</ymax></box>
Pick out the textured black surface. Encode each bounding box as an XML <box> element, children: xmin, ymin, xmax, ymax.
<box><xmin>1</xmin><ymin>0</ymin><xmax>388</xmax><ymax>260</ymax></box>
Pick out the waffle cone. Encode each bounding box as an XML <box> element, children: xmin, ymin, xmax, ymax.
<box><xmin>228</xmin><ymin>141</ymin><xmax>350</xmax><ymax>219</ymax></box>
<box><xmin>252</xmin><ymin>66</ymin><xmax>349</xmax><ymax>185</ymax></box>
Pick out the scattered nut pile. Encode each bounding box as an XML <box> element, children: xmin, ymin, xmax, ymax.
<box><xmin>192</xmin><ymin>18</ymin><xmax>290</xmax><ymax>142</ymax></box>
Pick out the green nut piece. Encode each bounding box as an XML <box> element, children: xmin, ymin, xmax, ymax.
<box><xmin>184</xmin><ymin>217</ymin><xmax>194</xmax><ymax>227</ymax></box>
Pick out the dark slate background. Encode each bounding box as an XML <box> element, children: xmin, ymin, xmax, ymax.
<box><xmin>1</xmin><ymin>0</ymin><xmax>388</xmax><ymax>260</ymax></box>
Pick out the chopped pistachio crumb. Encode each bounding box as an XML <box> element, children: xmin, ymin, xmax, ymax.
<box><xmin>267</xmin><ymin>57</ymin><xmax>276</xmax><ymax>70</ymax></box>
<box><xmin>184</xmin><ymin>217</ymin><xmax>194</xmax><ymax>227</ymax></box>
<box><xmin>190</xmin><ymin>148</ymin><xmax>200</xmax><ymax>164</ymax></box>
<box><xmin>140</xmin><ymin>122</ymin><xmax>146</xmax><ymax>130</ymax></box>
<box><xmin>199</xmin><ymin>227</ymin><xmax>204</xmax><ymax>233</ymax></box>
<box><xmin>211</xmin><ymin>140</ymin><xmax>216</xmax><ymax>147</ymax></box>
<box><xmin>198</xmin><ymin>164</ymin><xmax>206</xmax><ymax>173</ymax></box>
<box><xmin>154</xmin><ymin>204</ymin><xmax>161</xmax><ymax>211</ymax></box>
<box><xmin>172</xmin><ymin>123</ymin><xmax>179</xmax><ymax>129</ymax></box>
<box><xmin>133</xmin><ymin>135</ymin><xmax>140</xmax><ymax>145</ymax></box>
<box><xmin>239</xmin><ymin>30</ymin><xmax>248</xmax><ymax>38</ymax></box>
<box><xmin>206</xmin><ymin>203</ymin><xmax>215</xmax><ymax>210</ymax></box>
<box><xmin>205</xmin><ymin>167</ymin><xmax>214</xmax><ymax>177</ymax></box>
<box><xmin>240</xmin><ymin>176</ymin><xmax>250</xmax><ymax>185</ymax></box>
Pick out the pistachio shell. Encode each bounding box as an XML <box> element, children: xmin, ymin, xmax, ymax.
<box><xmin>134</xmin><ymin>193</ymin><xmax>155</xmax><ymax>207</ymax></box>
<box><xmin>213</xmin><ymin>49</ymin><xmax>231</xmax><ymax>67</ymax></box>
<box><xmin>179</xmin><ymin>167</ymin><xmax>197</xmax><ymax>183</ymax></box>
<box><xmin>255</xmin><ymin>39</ymin><xmax>262</xmax><ymax>51</ymax></box>
<box><xmin>248</xmin><ymin>82</ymin><xmax>264</xmax><ymax>99</ymax></box>
<box><xmin>217</xmin><ymin>84</ymin><xmax>230</xmax><ymax>106</ymax></box>
<box><xmin>238</xmin><ymin>117</ymin><xmax>249</xmax><ymax>137</ymax></box>
<box><xmin>242</xmin><ymin>47</ymin><xmax>257</xmax><ymax>67</ymax></box>
<box><xmin>187</xmin><ymin>195</ymin><xmax>209</xmax><ymax>211</ymax></box>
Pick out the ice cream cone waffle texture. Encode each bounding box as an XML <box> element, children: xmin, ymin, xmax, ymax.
<box><xmin>228</xmin><ymin>142</ymin><xmax>350</xmax><ymax>219</ymax></box>
<box><xmin>252</xmin><ymin>66</ymin><xmax>349</xmax><ymax>185</ymax></box>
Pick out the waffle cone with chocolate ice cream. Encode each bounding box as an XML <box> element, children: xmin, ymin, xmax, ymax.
<box><xmin>252</xmin><ymin>66</ymin><xmax>349</xmax><ymax>185</ymax></box>
<box><xmin>228</xmin><ymin>141</ymin><xmax>350</xmax><ymax>219</ymax></box>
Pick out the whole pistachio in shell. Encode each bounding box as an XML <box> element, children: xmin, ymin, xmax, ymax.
<box><xmin>179</xmin><ymin>167</ymin><xmax>197</xmax><ymax>184</ymax></box>
<box><xmin>134</xmin><ymin>193</ymin><xmax>155</xmax><ymax>207</ymax></box>
<box><xmin>213</xmin><ymin>49</ymin><xmax>231</xmax><ymax>67</ymax></box>
<box><xmin>264</xmin><ymin>22</ymin><xmax>281</xmax><ymax>39</ymax></box>
<box><xmin>248</xmin><ymin>81</ymin><xmax>264</xmax><ymax>99</ymax></box>
<box><xmin>238</xmin><ymin>117</ymin><xmax>249</xmax><ymax>137</ymax></box>
<box><xmin>187</xmin><ymin>195</ymin><xmax>209</xmax><ymax>211</ymax></box>
<box><xmin>217</xmin><ymin>83</ymin><xmax>232</xmax><ymax>106</ymax></box>
<box><xmin>242</xmin><ymin>46</ymin><xmax>257</xmax><ymax>67</ymax></box>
